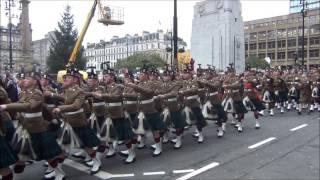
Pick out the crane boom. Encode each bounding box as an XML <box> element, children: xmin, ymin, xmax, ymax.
<box><xmin>68</xmin><ymin>0</ymin><xmax>98</xmax><ymax>65</ymax></box>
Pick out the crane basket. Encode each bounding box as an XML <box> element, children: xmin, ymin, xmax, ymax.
<box><xmin>97</xmin><ymin>0</ymin><xmax>124</xmax><ymax>26</ymax></box>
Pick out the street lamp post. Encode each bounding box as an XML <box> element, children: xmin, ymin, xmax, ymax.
<box><xmin>4</xmin><ymin>0</ymin><xmax>21</xmax><ymax>72</ymax></box>
<box><xmin>173</xmin><ymin>0</ymin><xmax>178</xmax><ymax>70</ymax></box>
<box><xmin>300</xmin><ymin>0</ymin><xmax>308</xmax><ymax>68</ymax></box>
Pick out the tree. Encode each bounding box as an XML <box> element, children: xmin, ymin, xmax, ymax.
<box><xmin>245</xmin><ymin>56</ymin><xmax>270</xmax><ymax>69</ymax></box>
<box><xmin>115</xmin><ymin>53</ymin><xmax>166</xmax><ymax>71</ymax></box>
<box><xmin>46</xmin><ymin>5</ymin><xmax>86</xmax><ymax>73</ymax></box>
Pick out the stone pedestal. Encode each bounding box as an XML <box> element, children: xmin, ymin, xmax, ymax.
<box><xmin>191</xmin><ymin>0</ymin><xmax>245</xmax><ymax>72</ymax></box>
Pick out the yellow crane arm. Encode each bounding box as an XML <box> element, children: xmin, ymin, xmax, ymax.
<box><xmin>68</xmin><ymin>0</ymin><xmax>98</xmax><ymax>65</ymax></box>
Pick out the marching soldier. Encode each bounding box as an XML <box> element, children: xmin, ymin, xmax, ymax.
<box><xmin>159</xmin><ymin>65</ymin><xmax>186</xmax><ymax>148</ymax></box>
<box><xmin>0</xmin><ymin>69</ymin><xmax>65</xmax><ymax>180</ymax></box>
<box><xmin>51</xmin><ymin>66</ymin><xmax>102</xmax><ymax>174</ymax></box>
<box><xmin>126</xmin><ymin>65</ymin><xmax>166</xmax><ymax>157</ymax></box>
<box><xmin>179</xmin><ymin>64</ymin><xmax>207</xmax><ymax>143</ymax></box>
<box><xmin>273</xmin><ymin>70</ymin><xmax>288</xmax><ymax>113</ymax></box>
<box><xmin>243</xmin><ymin>70</ymin><xmax>265</xmax><ymax>129</ymax></box>
<box><xmin>222</xmin><ymin>70</ymin><xmax>247</xmax><ymax>132</ymax></box>
<box><xmin>261</xmin><ymin>70</ymin><xmax>275</xmax><ymax>116</ymax></box>
<box><xmin>299</xmin><ymin>74</ymin><xmax>312</xmax><ymax>114</ymax></box>
<box><xmin>94</xmin><ymin>66</ymin><xmax>137</xmax><ymax>164</ymax></box>
<box><xmin>198</xmin><ymin>67</ymin><xmax>227</xmax><ymax>137</ymax></box>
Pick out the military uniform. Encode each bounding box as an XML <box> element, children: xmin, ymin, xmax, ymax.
<box><xmin>128</xmin><ymin>65</ymin><xmax>166</xmax><ymax>157</ymax></box>
<box><xmin>299</xmin><ymin>75</ymin><xmax>312</xmax><ymax>114</ymax></box>
<box><xmin>53</xmin><ymin>67</ymin><xmax>101</xmax><ymax>174</ymax></box>
<box><xmin>0</xmin><ymin>85</ymin><xmax>15</xmax><ymax>142</ymax></box>
<box><xmin>179</xmin><ymin>65</ymin><xmax>207</xmax><ymax>143</ymax></box>
<box><xmin>273</xmin><ymin>73</ymin><xmax>288</xmax><ymax>113</ymax></box>
<box><xmin>261</xmin><ymin>75</ymin><xmax>275</xmax><ymax>116</ymax></box>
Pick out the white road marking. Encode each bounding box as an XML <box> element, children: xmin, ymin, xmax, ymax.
<box><xmin>290</xmin><ymin>124</ymin><xmax>308</xmax><ymax>132</ymax></box>
<box><xmin>176</xmin><ymin>162</ymin><xmax>219</xmax><ymax>180</ymax></box>
<box><xmin>111</xmin><ymin>173</ymin><xmax>135</xmax><ymax>178</ymax></box>
<box><xmin>64</xmin><ymin>159</ymin><xmax>113</xmax><ymax>179</ymax></box>
<box><xmin>143</xmin><ymin>171</ymin><xmax>166</xmax><ymax>176</ymax></box>
<box><xmin>248</xmin><ymin>137</ymin><xmax>276</xmax><ymax>149</ymax></box>
<box><xmin>173</xmin><ymin>169</ymin><xmax>195</xmax><ymax>174</ymax></box>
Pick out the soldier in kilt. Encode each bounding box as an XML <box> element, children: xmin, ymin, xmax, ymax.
<box><xmin>179</xmin><ymin>64</ymin><xmax>207</xmax><ymax>143</ymax></box>
<box><xmin>94</xmin><ymin>67</ymin><xmax>137</xmax><ymax>164</ymax></box>
<box><xmin>260</xmin><ymin>71</ymin><xmax>275</xmax><ymax>116</ymax></box>
<box><xmin>310</xmin><ymin>71</ymin><xmax>320</xmax><ymax>112</ymax></box>
<box><xmin>243</xmin><ymin>70</ymin><xmax>265</xmax><ymax>129</ymax></box>
<box><xmin>0</xmin><ymin>70</ymin><xmax>64</xmax><ymax>180</ymax></box>
<box><xmin>222</xmin><ymin>71</ymin><xmax>248</xmax><ymax>132</ymax></box>
<box><xmin>198</xmin><ymin>67</ymin><xmax>227</xmax><ymax>137</ymax></box>
<box><xmin>126</xmin><ymin>65</ymin><xmax>166</xmax><ymax>157</ymax></box>
<box><xmin>71</xmin><ymin>68</ymin><xmax>108</xmax><ymax>167</ymax></box>
<box><xmin>159</xmin><ymin>66</ymin><xmax>186</xmax><ymax>148</ymax></box>
<box><xmin>299</xmin><ymin>74</ymin><xmax>312</xmax><ymax>114</ymax></box>
<box><xmin>273</xmin><ymin>70</ymin><xmax>288</xmax><ymax>113</ymax></box>
<box><xmin>52</xmin><ymin>66</ymin><xmax>102</xmax><ymax>175</ymax></box>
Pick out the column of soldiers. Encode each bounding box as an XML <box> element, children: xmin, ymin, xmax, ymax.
<box><xmin>0</xmin><ymin>63</ymin><xmax>319</xmax><ymax>180</ymax></box>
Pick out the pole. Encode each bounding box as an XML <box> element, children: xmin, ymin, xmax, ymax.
<box><xmin>234</xmin><ymin>36</ymin><xmax>236</xmax><ymax>68</ymax></box>
<box><xmin>126</xmin><ymin>37</ymin><xmax>129</xmax><ymax>58</ymax></box>
<box><xmin>301</xmin><ymin>0</ymin><xmax>306</xmax><ymax>67</ymax></box>
<box><xmin>173</xmin><ymin>0</ymin><xmax>178</xmax><ymax>70</ymax></box>
<box><xmin>171</xmin><ymin>30</ymin><xmax>173</xmax><ymax>68</ymax></box>
<box><xmin>8</xmin><ymin>0</ymin><xmax>13</xmax><ymax>70</ymax></box>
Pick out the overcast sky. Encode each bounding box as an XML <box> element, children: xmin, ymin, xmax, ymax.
<box><xmin>1</xmin><ymin>0</ymin><xmax>290</xmax><ymax>47</ymax></box>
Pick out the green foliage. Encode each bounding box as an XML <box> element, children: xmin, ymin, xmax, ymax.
<box><xmin>46</xmin><ymin>5</ymin><xmax>86</xmax><ymax>73</ymax></box>
<box><xmin>245</xmin><ymin>56</ymin><xmax>270</xmax><ymax>69</ymax></box>
<box><xmin>115</xmin><ymin>53</ymin><xmax>166</xmax><ymax>70</ymax></box>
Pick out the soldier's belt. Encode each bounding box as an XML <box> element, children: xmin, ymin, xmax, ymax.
<box><xmin>140</xmin><ymin>99</ymin><xmax>154</xmax><ymax>104</ymax></box>
<box><xmin>24</xmin><ymin>112</ymin><xmax>43</xmax><ymax>118</ymax></box>
<box><xmin>167</xmin><ymin>98</ymin><xmax>178</xmax><ymax>102</ymax></box>
<box><xmin>244</xmin><ymin>89</ymin><xmax>253</xmax><ymax>92</ymax></box>
<box><xmin>47</xmin><ymin>104</ymin><xmax>55</xmax><ymax>108</ymax></box>
<box><xmin>186</xmin><ymin>95</ymin><xmax>199</xmax><ymax>100</ymax></box>
<box><xmin>108</xmin><ymin>102</ymin><xmax>122</xmax><ymax>107</ymax></box>
<box><xmin>93</xmin><ymin>102</ymin><xmax>106</xmax><ymax>107</ymax></box>
<box><xmin>124</xmin><ymin>101</ymin><xmax>137</xmax><ymax>105</ymax></box>
<box><xmin>209</xmin><ymin>92</ymin><xmax>219</xmax><ymax>96</ymax></box>
<box><xmin>232</xmin><ymin>90</ymin><xmax>240</xmax><ymax>93</ymax></box>
<box><xmin>65</xmin><ymin>108</ymin><xmax>84</xmax><ymax>115</ymax></box>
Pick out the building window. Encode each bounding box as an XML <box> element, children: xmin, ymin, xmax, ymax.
<box><xmin>249</xmin><ymin>43</ymin><xmax>257</xmax><ymax>50</ymax></box>
<box><xmin>287</xmin><ymin>39</ymin><xmax>297</xmax><ymax>47</ymax></box>
<box><xmin>277</xmin><ymin>29</ymin><xmax>286</xmax><ymax>38</ymax></box>
<box><xmin>310</xmin><ymin>37</ymin><xmax>320</xmax><ymax>45</ymax></box>
<box><xmin>267</xmin><ymin>53</ymin><xmax>275</xmax><ymax>60</ymax></box>
<box><xmin>310</xmin><ymin>49</ymin><xmax>319</xmax><ymax>58</ymax></box>
<box><xmin>258</xmin><ymin>42</ymin><xmax>266</xmax><ymax>49</ymax></box>
<box><xmin>245</xmin><ymin>43</ymin><xmax>248</xmax><ymax>50</ymax></box>
<box><xmin>298</xmin><ymin>38</ymin><xmax>308</xmax><ymax>46</ymax></box>
<box><xmin>267</xmin><ymin>30</ymin><xmax>276</xmax><ymax>39</ymax></box>
<box><xmin>287</xmin><ymin>51</ymin><xmax>296</xmax><ymax>59</ymax></box>
<box><xmin>268</xmin><ymin>41</ymin><xmax>275</xmax><ymax>49</ymax></box>
<box><xmin>258</xmin><ymin>31</ymin><xmax>266</xmax><ymax>39</ymax></box>
<box><xmin>258</xmin><ymin>53</ymin><xmax>265</xmax><ymax>59</ymax></box>
<box><xmin>298</xmin><ymin>50</ymin><xmax>307</xmax><ymax>58</ymax></box>
<box><xmin>277</xmin><ymin>52</ymin><xmax>286</xmax><ymax>59</ymax></box>
<box><xmin>250</xmin><ymin>33</ymin><xmax>257</xmax><ymax>39</ymax></box>
<box><xmin>277</xmin><ymin>40</ymin><xmax>286</xmax><ymax>48</ymax></box>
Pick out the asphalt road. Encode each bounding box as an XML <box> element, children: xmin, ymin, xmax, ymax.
<box><xmin>15</xmin><ymin>109</ymin><xmax>320</xmax><ymax>180</ymax></box>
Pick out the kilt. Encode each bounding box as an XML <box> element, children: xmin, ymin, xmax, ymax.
<box><xmin>171</xmin><ymin>111</ymin><xmax>187</xmax><ymax>129</ymax></box>
<box><xmin>112</xmin><ymin>118</ymin><xmax>135</xmax><ymax>141</ymax></box>
<box><xmin>132</xmin><ymin>113</ymin><xmax>150</xmax><ymax>132</ymax></box>
<box><xmin>4</xmin><ymin>120</ymin><xmax>15</xmax><ymax>142</ymax></box>
<box><xmin>251</xmin><ymin>99</ymin><xmax>266</xmax><ymax>111</ymax></box>
<box><xmin>145</xmin><ymin>112</ymin><xmax>166</xmax><ymax>131</ymax></box>
<box><xmin>211</xmin><ymin>103</ymin><xmax>227</xmax><ymax>122</ymax></box>
<box><xmin>191</xmin><ymin>107</ymin><xmax>207</xmax><ymax>129</ymax></box>
<box><xmin>275</xmin><ymin>91</ymin><xmax>288</xmax><ymax>103</ymax></box>
<box><xmin>29</xmin><ymin>131</ymin><xmax>62</xmax><ymax>161</ymax></box>
<box><xmin>0</xmin><ymin>136</ymin><xmax>17</xmax><ymax>169</ymax></box>
<box><xmin>234</xmin><ymin>100</ymin><xmax>248</xmax><ymax>114</ymax></box>
<box><xmin>73</xmin><ymin>125</ymin><xmax>100</xmax><ymax>148</ymax></box>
